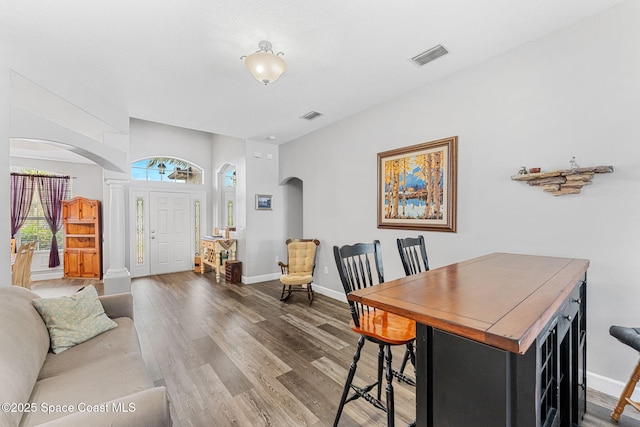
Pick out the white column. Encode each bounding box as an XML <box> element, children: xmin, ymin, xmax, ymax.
<box><xmin>0</xmin><ymin>56</ymin><xmax>11</xmax><ymax>287</ymax></box>
<box><xmin>103</xmin><ymin>179</ymin><xmax>131</xmax><ymax>294</ymax></box>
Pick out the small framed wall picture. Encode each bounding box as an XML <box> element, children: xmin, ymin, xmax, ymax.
<box><xmin>255</xmin><ymin>194</ymin><xmax>273</xmax><ymax>210</ymax></box>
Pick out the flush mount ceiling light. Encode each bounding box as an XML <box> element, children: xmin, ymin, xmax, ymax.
<box><xmin>241</xmin><ymin>40</ymin><xmax>286</xmax><ymax>85</ymax></box>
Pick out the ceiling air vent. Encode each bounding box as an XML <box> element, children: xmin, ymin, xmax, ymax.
<box><xmin>410</xmin><ymin>44</ymin><xmax>448</xmax><ymax>67</ymax></box>
<box><xmin>301</xmin><ymin>111</ymin><xmax>323</xmax><ymax>121</ymax></box>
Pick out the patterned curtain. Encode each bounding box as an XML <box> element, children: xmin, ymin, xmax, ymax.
<box><xmin>36</xmin><ymin>176</ymin><xmax>70</xmax><ymax>268</ymax></box>
<box><xmin>10</xmin><ymin>174</ymin><xmax>36</xmax><ymax>238</ymax></box>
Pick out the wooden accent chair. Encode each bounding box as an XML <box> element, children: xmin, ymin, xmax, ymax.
<box><xmin>609</xmin><ymin>325</ymin><xmax>640</xmax><ymax>420</ymax></box>
<box><xmin>278</xmin><ymin>238</ymin><xmax>320</xmax><ymax>304</ymax></box>
<box><xmin>12</xmin><ymin>242</ymin><xmax>36</xmax><ymax>289</ymax></box>
<box><xmin>396</xmin><ymin>236</ymin><xmax>430</xmax><ymax>376</ymax></box>
<box><xmin>333</xmin><ymin>240</ymin><xmax>416</xmax><ymax>427</ymax></box>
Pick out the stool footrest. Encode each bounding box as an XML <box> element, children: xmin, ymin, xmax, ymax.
<box><xmin>625</xmin><ymin>397</ymin><xmax>640</xmax><ymax>412</ymax></box>
<box><xmin>392</xmin><ymin>369</ymin><xmax>416</xmax><ymax>387</ymax></box>
<box><xmin>347</xmin><ymin>382</ymin><xmax>386</xmax><ymax>412</ymax></box>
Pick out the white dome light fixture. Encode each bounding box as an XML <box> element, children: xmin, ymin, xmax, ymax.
<box><xmin>241</xmin><ymin>40</ymin><xmax>286</xmax><ymax>85</ymax></box>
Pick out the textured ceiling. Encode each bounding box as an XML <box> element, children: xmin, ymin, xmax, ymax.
<box><xmin>2</xmin><ymin>0</ymin><xmax>627</xmax><ymax>146</ymax></box>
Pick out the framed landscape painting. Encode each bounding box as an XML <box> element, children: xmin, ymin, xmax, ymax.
<box><xmin>377</xmin><ymin>136</ymin><xmax>457</xmax><ymax>232</ymax></box>
<box><xmin>255</xmin><ymin>194</ymin><xmax>273</xmax><ymax>210</ymax></box>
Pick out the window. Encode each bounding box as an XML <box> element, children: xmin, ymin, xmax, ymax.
<box><xmin>14</xmin><ymin>169</ymin><xmax>72</xmax><ymax>251</ymax></box>
<box><xmin>131</xmin><ymin>157</ymin><xmax>204</xmax><ymax>184</ymax></box>
<box><xmin>135</xmin><ymin>197</ymin><xmax>144</xmax><ymax>266</ymax></box>
<box><xmin>224</xmin><ymin>169</ymin><xmax>236</xmax><ymax>188</ymax></box>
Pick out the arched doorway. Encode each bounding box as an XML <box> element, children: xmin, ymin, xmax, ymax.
<box><xmin>217</xmin><ymin>163</ymin><xmax>236</xmax><ymax>230</ymax></box>
<box><xmin>282</xmin><ymin>177</ymin><xmax>303</xmax><ymax>238</ymax></box>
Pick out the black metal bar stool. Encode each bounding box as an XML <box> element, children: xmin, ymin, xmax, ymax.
<box><xmin>609</xmin><ymin>325</ymin><xmax>640</xmax><ymax>421</ymax></box>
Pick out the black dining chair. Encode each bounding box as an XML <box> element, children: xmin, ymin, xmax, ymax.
<box><xmin>397</xmin><ymin>236</ymin><xmax>429</xmax><ymax>276</ymax></box>
<box><xmin>395</xmin><ymin>236</ymin><xmax>430</xmax><ymax>376</ymax></box>
<box><xmin>333</xmin><ymin>240</ymin><xmax>416</xmax><ymax>427</ymax></box>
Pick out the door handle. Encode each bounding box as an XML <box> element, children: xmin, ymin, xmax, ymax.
<box><xmin>151</xmin><ymin>236</ymin><xmax>156</xmax><ymax>239</ymax></box>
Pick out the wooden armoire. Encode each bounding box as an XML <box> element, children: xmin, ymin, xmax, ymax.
<box><xmin>62</xmin><ymin>197</ymin><xmax>102</xmax><ymax>279</ymax></box>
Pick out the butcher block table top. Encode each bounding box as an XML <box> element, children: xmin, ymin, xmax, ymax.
<box><xmin>347</xmin><ymin>252</ymin><xmax>589</xmax><ymax>354</ymax></box>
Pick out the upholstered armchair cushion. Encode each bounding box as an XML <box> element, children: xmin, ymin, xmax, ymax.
<box><xmin>280</xmin><ymin>241</ymin><xmax>317</xmax><ymax>285</ymax></box>
<box><xmin>286</xmin><ymin>241</ymin><xmax>318</xmax><ymax>274</ymax></box>
<box><xmin>280</xmin><ymin>273</ymin><xmax>314</xmax><ymax>286</ymax></box>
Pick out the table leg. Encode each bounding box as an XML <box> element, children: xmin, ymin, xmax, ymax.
<box><xmin>214</xmin><ymin>252</ymin><xmax>221</xmax><ymax>281</ymax></box>
<box><xmin>415</xmin><ymin>324</ymin><xmax>432</xmax><ymax>427</ymax></box>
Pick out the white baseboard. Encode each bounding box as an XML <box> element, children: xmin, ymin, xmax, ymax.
<box><xmin>31</xmin><ymin>269</ymin><xmax>64</xmax><ymax>282</ymax></box>
<box><xmin>587</xmin><ymin>371</ymin><xmax>640</xmax><ymax>401</ymax></box>
<box><xmin>243</xmin><ymin>272</ymin><xmax>280</xmax><ymax>284</ymax></box>
<box><xmin>312</xmin><ymin>283</ymin><xmax>347</xmax><ymax>302</ymax></box>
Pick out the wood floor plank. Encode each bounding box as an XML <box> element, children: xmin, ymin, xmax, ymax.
<box><xmin>277</xmin><ymin>369</ymin><xmax>344</xmax><ymax>426</ymax></box>
<box><xmin>247</xmin><ymin>372</ymin><xmax>320</xmax><ymax>426</ymax></box>
<box><xmin>157</xmin><ymin>346</ymin><xmax>206</xmax><ymax>420</ymax></box>
<box><xmin>243</xmin><ymin>318</ymin><xmax>328</xmax><ymax>366</ymax></box>
<box><xmin>158</xmin><ymin>320</ymin><xmax>208</xmax><ymax>372</ymax></box>
<box><xmin>203</xmin><ymin>320</ymin><xmax>291</xmax><ymax>379</ymax></box>
<box><xmin>282</xmin><ymin>300</ymin><xmax>352</xmax><ymax>331</ymax></box>
<box><xmin>187</xmin><ymin>364</ymin><xmax>255</xmax><ymax>426</ymax></box>
<box><xmin>190</xmin><ymin>335</ymin><xmax>254</xmax><ymax>397</ymax></box>
<box><xmin>279</xmin><ymin>313</ymin><xmax>350</xmax><ymax>351</ymax></box>
<box><xmin>134</xmin><ymin>313</ymin><xmax>164</xmax><ymax>383</ymax></box>
<box><xmin>219</xmin><ymin>280</ymin><xmax>254</xmax><ymax>297</ymax></box>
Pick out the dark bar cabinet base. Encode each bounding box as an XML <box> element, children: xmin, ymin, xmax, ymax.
<box><xmin>415</xmin><ymin>278</ymin><xmax>586</xmax><ymax>427</ymax></box>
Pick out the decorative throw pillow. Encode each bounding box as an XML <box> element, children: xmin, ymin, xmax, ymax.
<box><xmin>32</xmin><ymin>285</ymin><xmax>118</xmax><ymax>354</ymax></box>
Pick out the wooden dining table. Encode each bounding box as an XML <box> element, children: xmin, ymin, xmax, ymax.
<box><xmin>348</xmin><ymin>252</ymin><xmax>590</xmax><ymax>427</ymax></box>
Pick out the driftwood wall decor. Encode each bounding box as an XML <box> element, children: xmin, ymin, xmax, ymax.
<box><xmin>511</xmin><ymin>165</ymin><xmax>613</xmax><ymax>196</ymax></box>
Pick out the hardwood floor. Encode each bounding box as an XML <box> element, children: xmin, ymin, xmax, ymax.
<box><xmin>32</xmin><ymin>273</ymin><xmax>640</xmax><ymax>426</ymax></box>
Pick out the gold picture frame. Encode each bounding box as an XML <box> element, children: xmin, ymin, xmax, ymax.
<box><xmin>377</xmin><ymin>136</ymin><xmax>457</xmax><ymax>232</ymax></box>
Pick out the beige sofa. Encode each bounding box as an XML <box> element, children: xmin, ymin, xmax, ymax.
<box><xmin>0</xmin><ymin>286</ymin><xmax>171</xmax><ymax>427</ymax></box>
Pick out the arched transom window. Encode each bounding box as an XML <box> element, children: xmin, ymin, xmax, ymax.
<box><xmin>131</xmin><ymin>157</ymin><xmax>204</xmax><ymax>184</ymax></box>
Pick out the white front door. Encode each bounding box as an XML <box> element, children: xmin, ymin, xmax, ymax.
<box><xmin>149</xmin><ymin>192</ymin><xmax>190</xmax><ymax>275</ymax></box>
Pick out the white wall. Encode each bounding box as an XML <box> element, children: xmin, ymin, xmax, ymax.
<box><xmin>129</xmin><ymin>118</ymin><xmax>213</xmax><ymax>174</ymax></box>
<box><xmin>245</xmin><ymin>140</ymin><xmax>285</xmax><ymax>281</ymax></box>
<box><xmin>211</xmin><ymin>134</ymin><xmax>246</xmax><ymax>270</ymax></box>
<box><xmin>280</xmin><ymin>1</ymin><xmax>640</xmax><ymax>397</ymax></box>
<box><xmin>0</xmin><ymin>39</ymin><xmax>10</xmax><ymax>286</ymax></box>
